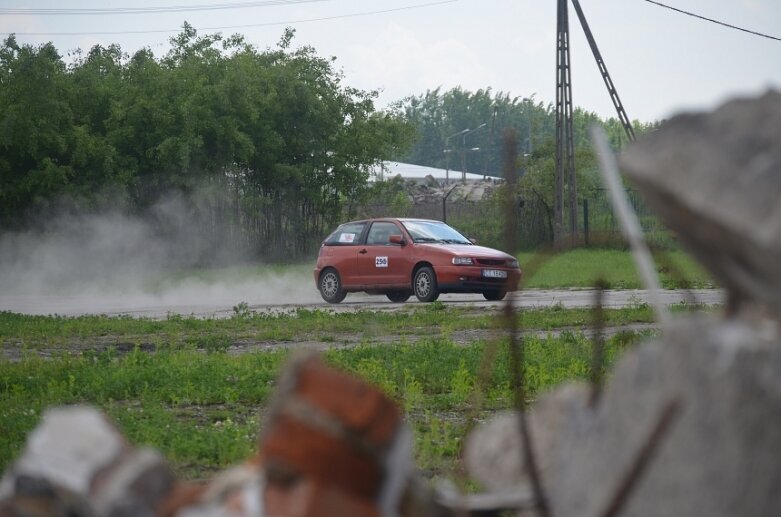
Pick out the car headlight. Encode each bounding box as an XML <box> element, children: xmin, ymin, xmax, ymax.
<box><xmin>452</xmin><ymin>257</ymin><xmax>474</xmax><ymax>265</ymax></box>
<box><xmin>509</xmin><ymin>260</ymin><xmax>519</xmax><ymax>268</ymax></box>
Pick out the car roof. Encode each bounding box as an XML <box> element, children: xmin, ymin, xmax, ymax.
<box><xmin>338</xmin><ymin>217</ymin><xmax>442</xmax><ymax>226</ymax></box>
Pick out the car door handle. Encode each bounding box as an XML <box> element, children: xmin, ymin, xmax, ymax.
<box><xmin>359</xmin><ymin>249</ymin><xmax>367</xmax><ymax>254</ymax></box>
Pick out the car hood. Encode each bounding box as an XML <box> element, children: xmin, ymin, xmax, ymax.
<box><xmin>419</xmin><ymin>243</ymin><xmax>516</xmax><ymax>260</ymax></box>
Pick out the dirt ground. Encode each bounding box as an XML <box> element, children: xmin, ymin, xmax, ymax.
<box><xmin>1</xmin><ymin>288</ymin><xmax>723</xmax><ymax>361</ymax></box>
<box><xmin>0</xmin><ymin>322</ymin><xmax>661</xmax><ymax>362</ymax></box>
<box><xmin>0</xmin><ymin>288</ymin><xmax>724</xmax><ymax>318</ymax></box>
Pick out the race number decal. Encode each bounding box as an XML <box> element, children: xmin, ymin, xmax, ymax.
<box><xmin>375</xmin><ymin>256</ymin><xmax>389</xmax><ymax>268</ymax></box>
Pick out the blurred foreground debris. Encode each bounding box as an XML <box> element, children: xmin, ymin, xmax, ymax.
<box><xmin>2</xmin><ymin>90</ymin><xmax>781</xmax><ymax>516</ymax></box>
<box><xmin>620</xmin><ymin>90</ymin><xmax>781</xmax><ymax>313</ymax></box>
<box><xmin>464</xmin><ymin>89</ymin><xmax>781</xmax><ymax>516</ymax></box>
<box><xmin>0</xmin><ymin>355</ymin><xmax>435</xmax><ymax>517</ymax></box>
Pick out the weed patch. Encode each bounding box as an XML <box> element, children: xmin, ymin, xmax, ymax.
<box><xmin>0</xmin><ymin>303</ymin><xmax>711</xmax><ymax>480</ymax></box>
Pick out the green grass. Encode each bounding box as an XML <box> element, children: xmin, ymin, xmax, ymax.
<box><xmin>0</xmin><ymin>246</ymin><xmax>719</xmax><ymax>483</ymax></box>
<box><xmin>0</xmin><ymin>302</ymin><xmax>706</xmax><ymax>480</ymax></box>
<box><xmin>0</xmin><ymin>332</ymin><xmax>642</xmax><ymax>480</ymax></box>
<box><xmin>0</xmin><ymin>304</ymin><xmax>664</xmax><ymax>347</ymax></box>
<box><xmin>519</xmin><ymin>248</ymin><xmax>714</xmax><ymax>289</ymax></box>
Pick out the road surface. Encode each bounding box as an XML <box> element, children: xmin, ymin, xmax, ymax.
<box><xmin>0</xmin><ymin>289</ymin><xmax>724</xmax><ymax>319</ymax></box>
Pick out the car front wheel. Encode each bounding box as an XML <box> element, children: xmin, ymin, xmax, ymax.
<box><xmin>482</xmin><ymin>290</ymin><xmax>507</xmax><ymax>301</ymax></box>
<box><xmin>413</xmin><ymin>266</ymin><xmax>439</xmax><ymax>302</ymax></box>
<box><xmin>319</xmin><ymin>268</ymin><xmax>347</xmax><ymax>303</ymax></box>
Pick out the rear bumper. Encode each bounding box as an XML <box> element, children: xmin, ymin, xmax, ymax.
<box><xmin>435</xmin><ymin>265</ymin><xmax>521</xmax><ymax>293</ymax></box>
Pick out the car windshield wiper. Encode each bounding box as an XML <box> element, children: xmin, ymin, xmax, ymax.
<box><xmin>440</xmin><ymin>238</ymin><xmax>471</xmax><ymax>244</ymax></box>
<box><xmin>415</xmin><ymin>237</ymin><xmax>442</xmax><ymax>243</ymax></box>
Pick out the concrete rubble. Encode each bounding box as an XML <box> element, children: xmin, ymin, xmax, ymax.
<box><xmin>551</xmin><ymin>316</ymin><xmax>781</xmax><ymax>516</ymax></box>
<box><xmin>462</xmin><ymin>89</ymin><xmax>781</xmax><ymax>516</ymax></box>
<box><xmin>402</xmin><ymin>176</ymin><xmax>501</xmax><ymax>204</ymax></box>
<box><xmin>619</xmin><ymin>90</ymin><xmax>781</xmax><ymax>312</ymax></box>
<box><xmin>0</xmin><ymin>354</ymin><xmax>434</xmax><ymax>517</ymax></box>
<box><xmin>464</xmin><ymin>383</ymin><xmax>590</xmax><ymax>493</ymax></box>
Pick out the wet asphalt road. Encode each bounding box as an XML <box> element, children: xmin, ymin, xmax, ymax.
<box><xmin>1</xmin><ymin>289</ymin><xmax>724</xmax><ymax>319</ymax></box>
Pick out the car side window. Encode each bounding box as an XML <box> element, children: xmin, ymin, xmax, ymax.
<box><xmin>324</xmin><ymin>223</ymin><xmax>366</xmax><ymax>246</ymax></box>
<box><xmin>366</xmin><ymin>222</ymin><xmax>399</xmax><ymax>245</ymax></box>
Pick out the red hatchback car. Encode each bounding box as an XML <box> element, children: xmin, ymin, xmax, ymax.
<box><xmin>314</xmin><ymin>218</ymin><xmax>521</xmax><ymax>303</ymax></box>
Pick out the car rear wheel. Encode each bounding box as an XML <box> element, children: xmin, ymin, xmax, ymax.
<box><xmin>482</xmin><ymin>290</ymin><xmax>507</xmax><ymax>301</ymax></box>
<box><xmin>413</xmin><ymin>266</ymin><xmax>439</xmax><ymax>302</ymax></box>
<box><xmin>386</xmin><ymin>291</ymin><xmax>411</xmax><ymax>303</ymax></box>
<box><xmin>319</xmin><ymin>269</ymin><xmax>347</xmax><ymax>303</ymax></box>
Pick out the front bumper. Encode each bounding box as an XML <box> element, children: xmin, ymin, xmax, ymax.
<box><xmin>435</xmin><ymin>265</ymin><xmax>521</xmax><ymax>293</ymax></box>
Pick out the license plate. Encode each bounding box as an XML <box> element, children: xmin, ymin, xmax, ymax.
<box><xmin>482</xmin><ymin>269</ymin><xmax>508</xmax><ymax>279</ymax></box>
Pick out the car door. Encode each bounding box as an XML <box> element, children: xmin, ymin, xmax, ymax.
<box><xmin>356</xmin><ymin>221</ymin><xmax>412</xmax><ymax>287</ymax></box>
<box><xmin>320</xmin><ymin>222</ymin><xmax>367</xmax><ymax>287</ymax></box>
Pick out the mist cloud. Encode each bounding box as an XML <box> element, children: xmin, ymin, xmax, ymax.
<box><xmin>0</xmin><ymin>194</ymin><xmax>321</xmax><ymax>316</ymax></box>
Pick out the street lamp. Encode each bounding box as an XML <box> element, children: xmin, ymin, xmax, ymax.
<box><xmin>460</xmin><ymin>123</ymin><xmax>487</xmax><ymax>183</ymax></box>
<box><xmin>444</xmin><ymin>128</ymin><xmax>470</xmax><ymax>185</ymax></box>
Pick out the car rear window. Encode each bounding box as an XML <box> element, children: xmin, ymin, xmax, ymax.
<box><xmin>324</xmin><ymin>222</ymin><xmax>366</xmax><ymax>245</ymax></box>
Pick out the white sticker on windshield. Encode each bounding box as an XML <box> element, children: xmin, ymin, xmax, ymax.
<box><xmin>375</xmin><ymin>256</ymin><xmax>388</xmax><ymax>268</ymax></box>
<box><xmin>339</xmin><ymin>233</ymin><xmax>355</xmax><ymax>243</ymax></box>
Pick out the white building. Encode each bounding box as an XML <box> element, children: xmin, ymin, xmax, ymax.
<box><xmin>370</xmin><ymin>161</ymin><xmax>501</xmax><ymax>184</ymax></box>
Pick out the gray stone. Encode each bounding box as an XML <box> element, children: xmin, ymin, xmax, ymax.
<box><xmin>0</xmin><ymin>406</ymin><xmax>178</xmax><ymax>517</ymax></box>
<box><xmin>620</xmin><ymin>90</ymin><xmax>781</xmax><ymax>311</ymax></box>
<box><xmin>91</xmin><ymin>447</ymin><xmax>174</xmax><ymax>516</ymax></box>
<box><xmin>549</xmin><ymin>314</ymin><xmax>781</xmax><ymax>517</ymax></box>
<box><xmin>464</xmin><ymin>382</ymin><xmax>590</xmax><ymax>493</ymax></box>
<box><xmin>176</xmin><ymin>464</ymin><xmax>264</xmax><ymax>517</ymax></box>
<box><xmin>0</xmin><ymin>406</ymin><xmax>125</xmax><ymax>500</ymax></box>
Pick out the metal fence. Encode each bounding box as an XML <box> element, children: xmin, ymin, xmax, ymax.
<box><xmin>181</xmin><ymin>188</ymin><xmax>673</xmax><ymax>262</ymax></box>
<box><xmin>360</xmin><ymin>188</ymin><xmax>674</xmax><ymax>251</ymax></box>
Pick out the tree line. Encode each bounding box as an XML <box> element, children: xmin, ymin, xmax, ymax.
<box><xmin>0</xmin><ymin>26</ymin><xmax>412</xmax><ymax>259</ymax></box>
<box><xmin>392</xmin><ymin>86</ymin><xmax>657</xmax><ymax>185</ymax></box>
<box><xmin>0</xmin><ymin>26</ymin><xmax>656</xmax><ymax>259</ymax></box>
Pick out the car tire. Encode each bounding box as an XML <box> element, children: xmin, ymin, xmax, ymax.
<box><xmin>319</xmin><ymin>268</ymin><xmax>347</xmax><ymax>304</ymax></box>
<box><xmin>386</xmin><ymin>291</ymin><xmax>411</xmax><ymax>303</ymax></box>
<box><xmin>413</xmin><ymin>266</ymin><xmax>439</xmax><ymax>302</ymax></box>
<box><xmin>482</xmin><ymin>290</ymin><xmax>507</xmax><ymax>301</ymax></box>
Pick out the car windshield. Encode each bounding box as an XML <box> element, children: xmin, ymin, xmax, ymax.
<box><xmin>401</xmin><ymin>220</ymin><xmax>472</xmax><ymax>244</ymax></box>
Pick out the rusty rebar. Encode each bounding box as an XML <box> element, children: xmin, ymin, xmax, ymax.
<box><xmin>589</xmin><ymin>277</ymin><xmax>608</xmax><ymax>407</ymax></box>
<box><xmin>502</xmin><ymin>128</ymin><xmax>552</xmax><ymax>517</ymax></box>
<box><xmin>599</xmin><ymin>398</ymin><xmax>682</xmax><ymax>517</ymax></box>
<box><xmin>650</xmin><ymin>246</ymin><xmax>698</xmax><ymax>306</ymax></box>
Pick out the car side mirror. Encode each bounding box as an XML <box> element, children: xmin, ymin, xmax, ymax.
<box><xmin>469</xmin><ymin>237</ymin><xmax>478</xmax><ymax>245</ymax></box>
<box><xmin>389</xmin><ymin>234</ymin><xmax>406</xmax><ymax>246</ymax></box>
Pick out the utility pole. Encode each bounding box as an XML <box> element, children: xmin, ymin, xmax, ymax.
<box><xmin>570</xmin><ymin>0</ymin><xmax>636</xmax><ymax>142</ymax></box>
<box><xmin>554</xmin><ymin>0</ymin><xmax>637</xmax><ymax>248</ymax></box>
<box><xmin>555</xmin><ymin>0</ymin><xmax>576</xmax><ymax>247</ymax></box>
<box><xmin>460</xmin><ymin>123</ymin><xmax>487</xmax><ymax>183</ymax></box>
<box><xmin>444</xmin><ymin>128</ymin><xmax>469</xmax><ymax>185</ymax></box>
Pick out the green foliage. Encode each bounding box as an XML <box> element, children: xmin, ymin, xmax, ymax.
<box><xmin>519</xmin><ymin>248</ymin><xmax>714</xmax><ymax>289</ymax></box>
<box><xmin>0</xmin><ymin>297</ymin><xmax>718</xmax><ymax>478</ymax></box>
<box><xmin>392</xmin><ymin>88</ymin><xmax>664</xmax><ymax>249</ymax></box>
<box><xmin>395</xmin><ymin>87</ymin><xmax>660</xmax><ymax>179</ymax></box>
<box><xmin>232</xmin><ymin>301</ymin><xmax>250</xmax><ymax>318</ymax></box>
<box><xmin>449</xmin><ymin>359</ymin><xmax>474</xmax><ymax>406</ymax></box>
<box><xmin>0</xmin><ymin>30</ymin><xmax>413</xmax><ymax>258</ymax></box>
<box><xmin>0</xmin><ymin>331</ymin><xmax>646</xmax><ymax>477</ymax></box>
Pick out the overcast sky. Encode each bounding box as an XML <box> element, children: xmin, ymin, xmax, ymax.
<box><xmin>2</xmin><ymin>0</ymin><xmax>780</xmax><ymax>122</ymax></box>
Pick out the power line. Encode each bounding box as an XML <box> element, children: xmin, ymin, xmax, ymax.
<box><xmin>0</xmin><ymin>0</ymin><xmax>326</xmax><ymax>16</ymax></box>
<box><xmin>642</xmin><ymin>0</ymin><xmax>781</xmax><ymax>42</ymax></box>
<box><xmin>1</xmin><ymin>0</ymin><xmax>458</xmax><ymax>36</ymax></box>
